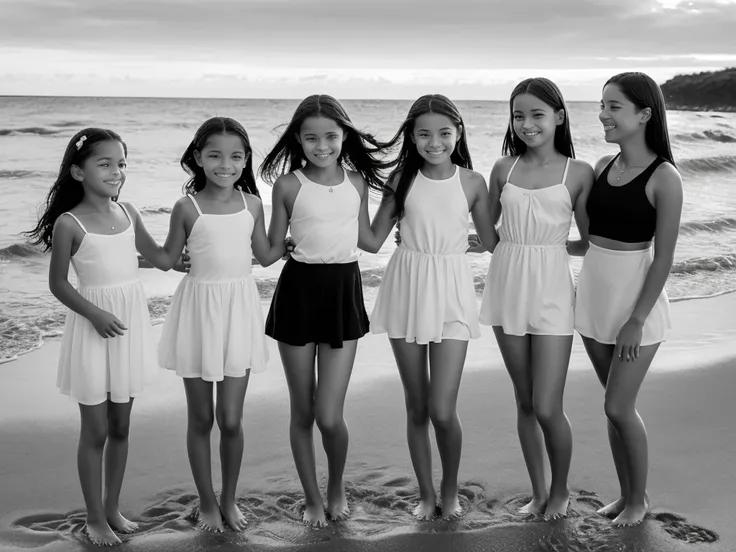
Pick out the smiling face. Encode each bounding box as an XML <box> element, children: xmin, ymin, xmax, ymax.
<box><xmin>411</xmin><ymin>113</ymin><xmax>459</xmax><ymax>167</ymax></box>
<box><xmin>297</xmin><ymin>116</ymin><xmax>346</xmax><ymax>168</ymax></box>
<box><xmin>193</xmin><ymin>133</ymin><xmax>249</xmax><ymax>189</ymax></box>
<box><xmin>511</xmin><ymin>93</ymin><xmax>563</xmax><ymax>149</ymax></box>
<box><xmin>72</xmin><ymin>140</ymin><xmax>127</xmax><ymax>198</ymax></box>
<box><xmin>599</xmin><ymin>83</ymin><xmax>650</xmax><ymax>144</ymax></box>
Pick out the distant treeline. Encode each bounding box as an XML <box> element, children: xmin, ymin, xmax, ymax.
<box><xmin>661</xmin><ymin>68</ymin><xmax>736</xmax><ymax>112</ymax></box>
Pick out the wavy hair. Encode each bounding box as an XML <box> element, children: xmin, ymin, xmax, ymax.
<box><xmin>382</xmin><ymin>94</ymin><xmax>472</xmax><ymax>220</ymax></box>
<box><xmin>25</xmin><ymin>128</ymin><xmax>126</xmax><ymax>250</ymax></box>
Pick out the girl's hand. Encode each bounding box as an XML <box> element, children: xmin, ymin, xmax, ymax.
<box><xmin>466</xmin><ymin>233</ymin><xmax>485</xmax><ymax>254</ymax></box>
<box><xmin>173</xmin><ymin>250</ymin><xmax>190</xmax><ymax>273</ymax></box>
<box><xmin>283</xmin><ymin>237</ymin><xmax>295</xmax><ymax>260</ymax></box>
<box><xmin>615</xmin><ymin>318</ymin><xmax>644</xmax><ymax>362</ymax></box>
<box><xmin>90</xmin><ymin>309</ymin><xmax>127</xmax><ymax>338</ymax></box>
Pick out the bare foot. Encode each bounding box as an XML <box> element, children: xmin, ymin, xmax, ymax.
<box><xmin>85</xmin><ymin>520</ymin><xmax>122</xmax><ymax>546</ymax></box>
<box><xmin>411</xmin><ymin>498</ymin><xmax>437</xmax><ymax>521</ymax></box>
<box><xmin>543</xmin><ymin>491</ymin><xmax>570</xmax><ymax>520</ymax></box>
<box><xmin>105</xmin><ymin>510</ymin><xmax>139</xmax><ymax>534</ymax></box>
<box><xmin>302</xmin><ymin>503</ymin><xmax>327</xmax><ymax>528</ymax></box>
<box><xmin>441</xmin><ymin>495</ymin><xmax>463</xmax><ymax>521</ymax></box>
<box><xmin>612</xmin><ymin>503</ymin><xmax>648</xmax><ymax>526</ymax></box>
<box><xmin>196</xmin><ymin>504</ymin><xmax>225</xmax><ymax>533</ymax></box>
<box><xmin>326</xmin><ymin>480</ymin><xmax>349</xmax><ymax>521</ymax></box>
<box><xmin>598</xmin><ymin>492</ymin><xmax>650</xmax><ymax>518</ymax></box>
<box><xmin>518</xmin><ymin>496</ymin><xmax>547</xmax><ymax>516</ymax></box>
<box><xmin>220</xmin><ymin>501</ymin><xmax>248</xmax><ymax>532</ymax></box>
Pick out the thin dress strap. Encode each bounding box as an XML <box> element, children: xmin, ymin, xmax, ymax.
<box><xmin>187</xmin><ymin>194</ymin><xmax>203</xmax><ymax>215</ymax></box>
<box><xmin>506</xmin><ymin>156</ymin><xmax>522</xmax><ymax>183</ymax></box>
<box><xmin>61</xmin><ymin>212</ymin><xmax>87</xmax><ymax>234</ymax></box>
<box><xmin>117</xmin><ymin>202</ymin><xmax>133</xmax><ymax>224</ymax></box>
<box><xmin>561</xmin><ymin>158</ymin><xmax>571</xmax><ymax>185</ymax></box>
<box><xmin>239</xmin><ymin>190</ymin><xmax>247</xmax><ymax>209</ymax></box>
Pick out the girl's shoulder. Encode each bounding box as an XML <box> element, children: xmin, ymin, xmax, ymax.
<box><xmin>650</xmin><ymin>160</ymin><xmax>683</xmax><ymax>191</ymax></box>
<box><xmin>489</xmin><ymin>155</ymin><xmax>519</xmax><ymax>184</ymax></box>
<box><xmin>118</xmin><ymin>201</ymin><xmax>141</xmax><ymax>220</ymax></box>
<box><xmin>345</xmin><ymin>169</ymin><xmax>368</xmax><ymax>197</ymax></box>
<box><xmin>567</xmin><ymin>158</ymin><xmax>595</xmax><ymax>182</ymax></box>
<box><xmin>273</xmin><ymin>172</ymin><xmax>302</xmax><ymax>193</ymax></box>
<box><xmin>458</xmin><ymin>166</ymin><xmax>486</xmax><ymax>188</ymax></box>
<box><xmin>594</xmin><ymin>154</ymin><xmax>616</xmax><ymax>177</ymax></box>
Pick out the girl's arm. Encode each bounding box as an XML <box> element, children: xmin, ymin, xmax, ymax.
<box><xmin>49</xmin><ymin>216</ymin><xmax>127</xmax><ymax>338</ymax></box>
<box><xmin>267</xmin><ymin>176</ymin><xmax>292</xmax><ymax>254</ymax></box>
<box><xmin>248</xmin><ymin>194</ymin><xmax>286</xmax><ymax>267</ymax></box>
<box><xmin>358</xmin><ymin>175</ymin><xmax>399</xmax><ymax>254</ymax></box>
<box><xmin>566</xmin><ymin>161</ymin><xmax>595</xmax><ymax>256</ymax></box>
<box><xmin>125</xmin><ymin>200</ymin><xmax>187</xmax><ymax>271</ymax></box>
<box><xmin>616</xmin><ymin>163</ymin><xmax>683</xmax><ymax>361</ymax></box>
<box><xmin>466</xmin><ymin>169</ymin><xmax>499</xmax><ymax>254</ymax></box>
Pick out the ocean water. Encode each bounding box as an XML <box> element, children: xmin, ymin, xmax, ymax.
<box><xmin>1</xmin><ymin>96</ymin><xmax>735</xmax><ymax>363</ymax></box>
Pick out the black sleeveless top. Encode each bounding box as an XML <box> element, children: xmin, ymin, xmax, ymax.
<box><xmin>587</xmin><ymin>154</ymin><xmax>664</xmax><ymax>243</ymax></box>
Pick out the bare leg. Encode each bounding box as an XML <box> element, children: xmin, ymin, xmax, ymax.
<box><xmin>428</xmin><ymin>339</ymin><xmax>468</xmax><ymax>520</ymax></box>
<box><xmin>78</xmin><ymin>402</ymin><xmax>121</xmax><ymax>546</ymax></box>
<box><xmin>278</xmin><ymin>342</ymin><xmax>326</xmax><ymax>527</ymax></box>
<box><xmin>315</xmin><ymin>340</ymin><xmax>358</xmax><ymax>521</ymax></box>
<box><xmin>605</xmin><ymin>344</ymin><xmax>659</xmax><ymax>526</ymax></box>
<box><xmin>216</xmin><ymin>374</ymin><xmax>250</xmax><ymax>531</ymax></box>
<box><xmin>390</xmin><ymin>339</ymin><xmax>436</xmax><ymax>520</ymax></box>
<box><xmin>104</xmin><ymin>399</ymin><xmax>139</xmax><ymax>533</ymax></box>
<box><xmin>493</xmin><ymin>328</ymin><xmax>547</xmax><ymax>515</ymax></box>
<box><xmin>582</xmin><ymin>338</ymin><xmax>636</xmax><ymax>517</ymax></box>
<box><xmin>530</xmin><ymin>335</ymin><xmax>573</xmax><ymax>519</ymax></box>
<box><xmin>182</xmin><ymin>378</ymin><xmax>223</xmax><ymax>533</ymax></box>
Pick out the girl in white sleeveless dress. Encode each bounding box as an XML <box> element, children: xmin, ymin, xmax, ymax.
<box><xmin>479</xmin><ymin>78</ymin><xmax>594</xmax><ymax>519</ymax></box>
<box><xmin>363</xmin><ymin>95</ymin><xmax>498</xmax><ymax>521</ymax></box>
<box><xmin>156</xmin><ymin>118</ymin><xmax>286</xmax><ymax>533</ymax></box>
<box><xmin>26</xmin><ymin>128</ymin><xmax>163</xmax><ymax>546</ymax></box>
<box><xmin>258</xmin><ymin>95</ymin><xmax>389</xmax><ymax>527</ymax></box>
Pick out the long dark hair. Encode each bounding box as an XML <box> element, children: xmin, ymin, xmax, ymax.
<box><xmin>383</xmin><ymin>94</ymin><xmax>472</xmax><ymax>220</ymax></box>
<box><xmin>25</xmin><ymin>128</ymin><xmax>127</xmax><ymax>251</ymax></box>
<box><xmin>258</xmin><ymin>94</ymin><xmax>389</xmax><ymax>192</ymax></box>
<box><xmin>604</xmin><ymin>72</ymin><xmax>676</xmax><ymax>167</ymax></box>
<box><xmin>502</xmin><ymin>77</ymin><xmax>575</xmax><ymax>158</ymax></box>
<box><xmin>181</xmin><ymin>117</ymin><xmax>260</xmax><ymax>197</ymax></box>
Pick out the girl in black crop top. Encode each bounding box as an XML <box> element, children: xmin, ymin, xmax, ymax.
<box><xmin>571</xmin><ymin>72</ymin><xmax>683</xmax><ymax>527</ymax></box>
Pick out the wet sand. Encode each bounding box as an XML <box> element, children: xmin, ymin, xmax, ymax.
<box><xmin>0</xmin><ymin>293</ymin><xmax>734</xmax><ymax>551</ymax></box>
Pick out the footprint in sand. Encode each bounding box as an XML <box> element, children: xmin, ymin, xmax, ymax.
<box><xmin>653</xmin><ymin>512</ymin><xmax>719</xmax><ymax>544</ymax></box>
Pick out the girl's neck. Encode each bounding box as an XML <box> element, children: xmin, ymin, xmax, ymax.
<box><xmin>617</xmin><ymin>132</ymin><xmax>656</xmax><ymax>168</ymax></box>
<box><xmin>522</xmin><ymin>142</ymin><xmax>561</xmax><ymax>166</ymax></box>
<box><xmin>198</xmin><ymin>183</ymin><xmax>237</xmax><ymax>201</ymax></box>
<box><xmin>301</xmin><ymin>162</ymin><xmax>343</xmax><ymax>185</ymax></box>
<box><xmin>79</xmin><ymin>191</ymin><xmax>116</xmax><ymax>214</ymax></box>
<box><xmin>420</xmin><ymin>159</ymin><xmax>455</xmax><ymax>180</ymax></box>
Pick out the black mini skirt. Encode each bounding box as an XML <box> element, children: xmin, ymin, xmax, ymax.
<box><xmin>265</xmin><ymin>257</ymin><xmax>369</xmax><ymax>348</ymax></box>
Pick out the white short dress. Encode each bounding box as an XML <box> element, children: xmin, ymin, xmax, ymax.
<box><xmin>479</xmin><ymin>157</ymin><xmax>575</xmax><ymax>336</ymax></box>
<box><xmin>57</xmin><ymin>204</ymin><xmax>157</xmax><ymax>406</ymax></box>
<box><xmin>158</xmin><ymin>192</ymin><xmax>268</xmax><ymax>379</ymax></box>
<box><xmin>371</xmin><ymin>166</ymin><xmax>480</xmax><ymax>344</ymax></box>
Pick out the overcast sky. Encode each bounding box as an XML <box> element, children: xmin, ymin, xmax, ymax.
<box><xmin>1</xmin><ymin>0</ymin><xmax>734</xmax><ymax>100</ymax></box>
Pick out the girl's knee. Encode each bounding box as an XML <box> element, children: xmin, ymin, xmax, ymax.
<box><xmin>81</xmin><ymin>422</ymin><xmax>108</xmax><ymax>448</ymax></box>
<box><xmin>315</xmin><ymin>412</ymin><xmax>344</xmax><ymax>435</ymax></box>
<box><xmin>189</xmin><ymin>410</ymin><xmax>215</xmax><ymax>435</ymax></box>
<box><xmin>428</xmin><ymin>405</ymin><xmax>456</xmax><ymax>431</ymax></box>
<box><xmin>291</xmin><ymin>408</ymin><xmax>315</xmax><ymax>430</ymax></box>
<box><xmin>603</xmin><ymin>397</ymin><xmax>634</xmax><ymax>425</ymax></box>
<box><xmin>406</xmin><ymin>404</ymin><xmax>429</xmax><ymax>426</ymax></box>
<box><xmin>217</xmin><ymin>415</ymin><xmax>242</xmax><ymax>438</ymax></box>
<box><xmin>533</xmin><ymin>399</ymin><xmax>563</xmax><ymax>427</ymax></box>
<box><xmin>107</xmin><ymin>417</ymin><xmax>130</xmax><ymax>441</ymax></box>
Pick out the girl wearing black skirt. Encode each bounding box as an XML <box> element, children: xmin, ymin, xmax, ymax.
<box><xmin>259</xmin><ymin>95</ymin><xmax>388</xmax><ymax>527</ymax></box>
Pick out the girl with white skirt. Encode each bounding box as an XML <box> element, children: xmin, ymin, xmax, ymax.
<box><xmin>571</xmin><ymin>72</ymin><xmax>683</xmax><ymax>527</ymax></box>
<box><xmin>478</xmin><ymin>78</ymin><xmax>594</xmax><ymax>519</ymax></box>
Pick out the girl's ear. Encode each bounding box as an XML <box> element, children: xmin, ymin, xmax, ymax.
<box><xmin>70</xmin><ymin>164</ymin><xmax>84</xmax><ymax>182</ymax></box>
<box><xmin>193</xmin><ymin>150</ymin><xmax>203</xmax><ymax>167</ymax></box>
<box><xmin>640</xmin><ymin>107</ymin><xmax>652</xmax><ymax>124</ymax></box>
<box><xmin>456</xmin><ymin>124</ymin><xmax>463</xmax><ymax>142</ymax></box>
<box><xmin>556</xmin><ymin>109</ymin><xmax>566</xmax><ymax>126</ymax></box>
<box><xmin>295</xmin><ymin>133</ymin><xmax>302</xmax><ymax>145</ymax></box>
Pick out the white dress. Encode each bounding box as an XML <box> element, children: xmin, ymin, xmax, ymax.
<box><xmin>158</xmin><ymin>192</ymin><xmax>268</xmax><ymax>379</ymax></box>
<box><xmin>57</xmin><ymin>204</ymin><xmax>157</xmax><ymax>406</ymax></box>
<box><xmin>479</xmin><ymin>157</ymin><xmax>575</xmax><ymax>335</ymax></box>
<box><xmin>371</xmin><ymin>166</ymin><xmax>480</xmax><ymax>343</ymax></box>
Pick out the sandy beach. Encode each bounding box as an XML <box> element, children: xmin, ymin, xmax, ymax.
<box><xmin>0</xmin><ymin>292</ymin><xmax>734</xmax><ymax>552</ymax></box>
